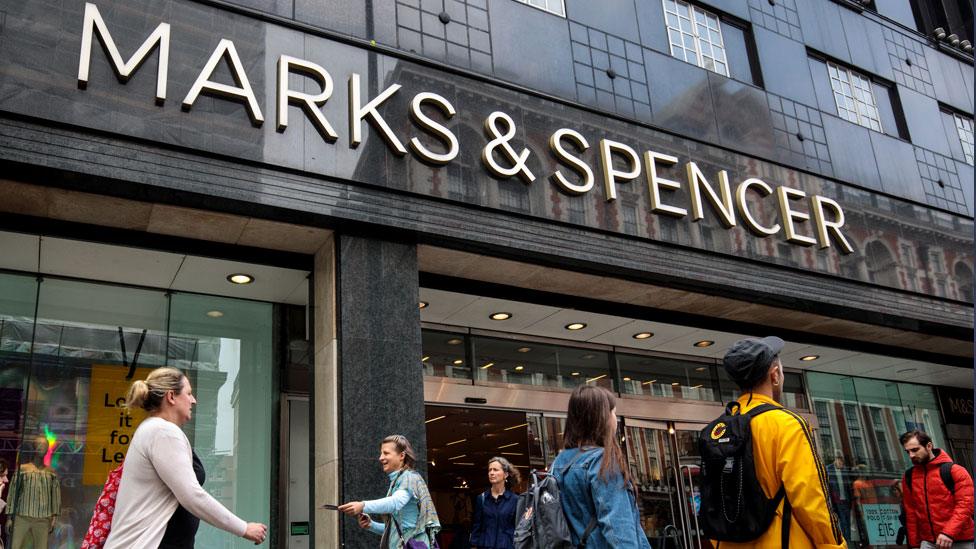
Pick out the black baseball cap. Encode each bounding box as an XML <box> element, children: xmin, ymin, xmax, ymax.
<box><xmin>723</xmin><ymin>336</ymin><xmax>785</xmax><ymax>388</ymax></box>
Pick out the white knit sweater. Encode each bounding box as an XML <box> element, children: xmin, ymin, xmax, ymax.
<box><xmin>104</xmin><ymin>417</ymin><xmax>247</xmax><ymax>548</ymax></box>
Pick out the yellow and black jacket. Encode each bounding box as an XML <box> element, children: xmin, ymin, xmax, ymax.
<box><xmin>709</xmin><ymin>393</ymin><xmax>847</xmax><ymax>549</ymax></box>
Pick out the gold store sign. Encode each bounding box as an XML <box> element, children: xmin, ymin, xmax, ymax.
<box><xmin>76</xmin><ymin>2</ymin><xmax>853</xmax><ymax>254</ymax></box>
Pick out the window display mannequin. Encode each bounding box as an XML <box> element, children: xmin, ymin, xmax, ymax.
<box><xmin>6</xmin><ymin>439</ymin><xmax>61</xmax><ymax>549</ymax></box>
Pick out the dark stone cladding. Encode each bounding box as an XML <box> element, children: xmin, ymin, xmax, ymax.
<box><xmin>337</xmin><ymin>234</ymin><xmax>425</xmax><ymax>547</ymax></box>
<box><xmin>0</xmin><ymin>115</ymin><xmax>970</xmax><ymax>338</ymax></box>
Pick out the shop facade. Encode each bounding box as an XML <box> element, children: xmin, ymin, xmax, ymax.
<box><xmin>0</xmin><ymin>0</ymin><xmax>972</xmax><ymax>547</ymax></box>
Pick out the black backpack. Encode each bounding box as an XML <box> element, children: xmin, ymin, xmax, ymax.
<box><xmin>699</xmin><ymin>402</ymin><xmax>791</xmax><ymax>543</ymax></box>
<box><xmin>903</xmin><ymin>460</ymin><xmax>957</xmax><ymax>495</ymax></box>
<box><xmin>514</xmin><ymin>450</ymin><xmax>597</xmax><ymax>549</ymax></box>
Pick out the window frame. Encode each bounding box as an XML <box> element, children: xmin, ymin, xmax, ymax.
<box><xmin>827</xmin><ymin>61</ymin><xmax>884</xmax><ymax>132</ymax></box>
<box><xmin>662</xmin><ymin>0</ymin><xmax>731</xmax><ymax>77</ymax></box>
<box><xmin>511</xmin><ymin>0</ymin><xmax>565</xmax><ymax>17</ymax></box>
<box><xmin>953</xmin><ymin>111</ymin><xmax>975</xmax><ymax>164</ymax></box>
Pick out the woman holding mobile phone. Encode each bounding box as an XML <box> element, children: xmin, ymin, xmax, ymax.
<box><xmin>338</xmin><ymin>435</ymin><xmax>440</xmax><ymax>548</ymax></box>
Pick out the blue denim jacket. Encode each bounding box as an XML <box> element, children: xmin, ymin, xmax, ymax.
<box><xmin>551</xmin><ymin>447</ymin><xmax>652</xmax><ymax>548</ymax></box>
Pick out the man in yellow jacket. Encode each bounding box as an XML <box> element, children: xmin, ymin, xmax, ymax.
<box><xmin>710</xmin><ymin>336</ymin><xmax>848</xmax><ymax>549</ymax></box>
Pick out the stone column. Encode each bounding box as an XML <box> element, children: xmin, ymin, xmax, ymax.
<box><xmin>312</xmin><ymin>235</ymin><xmax>339</xmax><ymax>548</ymax></box>
<box><xmin>336</xmin><ymin>234</ymin><xmax>425</xmax><ymax>548</ymax></box>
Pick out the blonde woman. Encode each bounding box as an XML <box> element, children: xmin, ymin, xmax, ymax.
<box><xmin>104</xmin><ymin>367</ymin><xmax>267</xmax><ymax>548</ymax></box>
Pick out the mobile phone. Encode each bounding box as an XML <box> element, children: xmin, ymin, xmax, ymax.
<box><xmin>320</xmin><ymin>504</ymin><xmax>339</xmax><ymax>510</ymax></box>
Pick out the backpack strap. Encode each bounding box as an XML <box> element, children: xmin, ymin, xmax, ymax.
<box><xmin>903</xmin><ymin>467</ymin><xmax>914</xmax><ymax>493</ymax></box>
<box><xmin>744</xmin><ymin>402</ymin><xmax>781</xmax><ymax>418</ymax></box>
<box><xmin>940</xmin><ymin>462</ymin><xmax>956</xmax><ymax>494</ymax></box>
<box><xmin>781</xmin><ymin>495</ymin><xmax>792</xmax><ymax>548</ymax></box>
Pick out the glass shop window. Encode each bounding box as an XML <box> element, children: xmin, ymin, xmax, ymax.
<box><xmin>0</xmin><ymin>274</ymin><xmax>274</xmax><ymax>549</ymax></box>
<box><xmin>617</xmin><ymin>353</ymin><xmax>718</xmax><ymax>401</ymax></box>
<box><xmin>471</xmin><ymin>336</ymin><xmax>613</xmax><ymax>391</ymax></box>
<box><xmin>422</xmin><ymin>329</ymin><xmax>471</xmax><ymax>381</ymax></box>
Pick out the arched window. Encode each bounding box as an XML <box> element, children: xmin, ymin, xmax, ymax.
<box><xmin>865</xmin><ymin>240</ymin><xmax>899</xmax><ymax>287</ymax></box>
<box><xmin>953</xmin><ymin>261</ymin><xmax>974</xmax><ymax>302</ymax></box>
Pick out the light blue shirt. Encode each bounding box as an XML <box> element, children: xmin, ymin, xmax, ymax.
<box><xmin>363</xmin><ymin>470</ymin><xmax>420</xmax><ymax>537</ymax></box>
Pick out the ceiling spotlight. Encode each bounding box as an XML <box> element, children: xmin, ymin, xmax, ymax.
<box><xmin>695</xmin><ymin>366</ymin><xmax>707</xmax><ymax>372</ymax></box>
<box><xmin>947</xmin><ymin>33</ymin><xmax>960</xmax><ymax>46</ymax></box>
<box><xmin>514</xmin><ymin>365</ymin><xmax>524</xmax><ymax>371</ymax></box>
<box><xmin>933</xmin><ymin>27</ymin><xmax>947</xmax><ymax>40</ymax></box>
<box><xmin>206</xmin><ymin>310</ymin><xmax>224</xmax><ymax>318</ymax></box>
<box><xmin>489</xmin><ymin>312</ymin><xmax>512</xmax><ymax>321</ymax></box>
<box><xmin>799</xmin><ymin>355</ymin><xmax>820</xmax><ymax>362</ymax></box>
<box><xmin>571</xmin><ymin>372</ymin><xmax>580</xmax><ymax>376</ymax></box>
<box><xmin>960</xmin><ymin>40</ymin><xmax>973</xmax><ymax>53</ymax></box>
<box><xmin>227</xmin><ymin>273</ymin><xmax>254</xmax><ymax>285</ymax></box>
<box><xmin>565</xmin><ymin>322</ymin><xmax>587</xmax><ymax>331</ymax></box>
<box><xmin>633</xmin><ymin>332</ymin><xmax>654</xmax><ymax>340</ymax></box>
<box><xmin>447</xmin><ymin>338</ymin><xmax>463</xmax><ymax>345</ymax></box>
<box><xmin>419</xmin><ymin>301</ymin><xmax>428</xmax><ymax>309</ymax></box>
<box><xmin>623</xmin><ymin>377</ymin><xmax>631</xmax><ymax>381</ymax></box>
<box><xmin>480</xmin><ymin>362</ymin><xmax>494</xmax><ymax>370</ymax></box>
<box><xmin>693</xmin><ymin>340</ymin><xmax>715</xmax><ymax>348</ymax></box>
<box><xmin>453</xmin><ymin>359</ymin><xmax>464</xmax><ymax>365</ymax></box>
<box><xmin>516</xmin><ymin>347</ymin><xmax>531</xmax><ymax>353</ymax></box>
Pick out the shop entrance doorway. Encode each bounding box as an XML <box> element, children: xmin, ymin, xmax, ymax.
<box><xmin>625</xmin><ymin>419</ymin><xmax>707</xmax><ymax>549</ymax></box>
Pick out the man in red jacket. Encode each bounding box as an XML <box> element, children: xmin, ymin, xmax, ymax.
<box><xmin>900</xmin><ymin>430</ymin><xmax>974</xmax><ymax>549</ymax></box>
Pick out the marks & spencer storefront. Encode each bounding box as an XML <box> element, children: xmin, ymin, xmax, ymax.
<box><xmin>0</xmin><ymin>1</ymin><xmax>971</xmax><ymax>547</ymax></box>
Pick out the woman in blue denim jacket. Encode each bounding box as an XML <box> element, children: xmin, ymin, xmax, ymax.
<box><xmin>339</xmin><ymin>435</ymin><xmax>440</xmax><ymax>548</ymax></box>
<box><xmin>551</xmin><ymin>385</ymin><xmax>652</xmax><ymax>548</ymax></box>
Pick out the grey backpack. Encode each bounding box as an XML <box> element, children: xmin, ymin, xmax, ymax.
<box><xmin>513</xmin><ymin>450</ymin><xmax>597</xmax><ymax>549</ymax></box>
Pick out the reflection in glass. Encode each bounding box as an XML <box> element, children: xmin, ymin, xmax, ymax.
<box><xmin>0</xmin><ymin>276</ymin><xmax>273</xmax><ymax>549</ymax></box>
<box><xmin>617</xmin><ymin>354</ymin><xmax>716</xmax><ymax>401</ymax></box>
<box><xmin>471</xmin><ymin>336</ymin><xmax>612</xmax><ymax>391</ymax></box>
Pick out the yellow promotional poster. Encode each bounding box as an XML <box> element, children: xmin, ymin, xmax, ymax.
<box><xmin>82</xmin><ymin>364</ymin><xmax>152</xmax><ymax>485</ymax></box>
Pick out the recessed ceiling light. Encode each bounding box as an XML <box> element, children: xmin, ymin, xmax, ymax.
<box><xmin>514</xmin><ymin>365</ymin><xmax>524</xmax><ymax>371</ymax></box>
<box><xmin>489</xmin><ymin>312</ymin><xmax>512</xmax><ymax>321</ymax></box>
<box><xmin>695</xmin><ymin>367</ymin><xmax>707</xmax><ymax>372</ymax></box>
<box><xmin>671</xmin><ymin>382</ymin><xmax>681</xmax><ymax>386</ymax></box>
<box><xmin>565</xmin><ymin>323</ymin><xmax>587</xmax><ymax>331</ymax></box>
<box><xmin>480</xmin><ymin>362</ymin><xmax>494</xmax><ymax>369</ymax></box>
<box><xmin>227</xmin><ymin>273</ymin><xmax>254</xmax><ymax>285</ymax></box>
<box><xmin>800</xmin><ymin>355</ymin><xmax>820</xmax><ymax>362</ymax></box>
<box><xmin>419</xmin><ymin>301</ymin><xmax>428</xmax><ymax>309</ymax></box>
<box><xmin>421</xmin><ymin>356</ymin><xmax>430</xmax><ymax>362</ymax></box>
<box><xmin>623</xmin><ymin>377</ymin><xmax>631</xmax><ymax>381</ymax></box>
<box><xmin>447</xmin><ymin>338</ymin><xmax>463</xmax><ymax>345</ymax></box>
<box><xmin>633</xmin><ymin>332</ymin><xmax>654</xmax><ymax>340</ymax></box>
<box><xmin>693</xmin><ymin>340</ymin><xmax>715</xmax><ymax>348</ymax></box>
<box><xmin>453</xmin><ymin>359</ymin><xmax>464</xmax><ymax>365</ymax></box>
<box><xmin>206</xmin><ymin>310</ymin><xmax>224</xmax><ymax>318</ymax></box>
<box><xmin>571</xmin><ymin>372</ymin><xmax>580</xmax><ymax>376</ymax></box>
<box><xmin>516</xmin><ymin>347</ymin><xmax>531</xmax><ymax>353</ymax></box>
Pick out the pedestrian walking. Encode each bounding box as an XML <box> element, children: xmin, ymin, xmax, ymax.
<box><xmin>550</xmin><ymin>385</ymin><xmax>651</xmax><ymax>548</ymax></box>
<box><xmin>103</xmin><ymin>367</ymin><xmax>267</xmax><ymax>548</ymax></box>
<box><xmin>339</xmin><ymin>434</ymin><xmax>441</xmax><ymax>548</ymax></box>
<box><xmin>470</xmin><ymin>457</ymin><xmax>520</xmax><ymax>549</ymax></box>
<box><xmin>0</xmin><ymin>459</ymin><xmax>8</xmax><ymax>549</ymax></box>
<box><xmin>900</xmin><ymin>429</ymin><xmax>974</xmax><ymax>549</ymax></box>
<box><xmin>700</xmin><ymin>336</ymin><xmax>846</xmax><ymax>548</ymax></box>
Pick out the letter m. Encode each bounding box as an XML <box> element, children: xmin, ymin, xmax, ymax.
<box><xmin>77</xmin><ymin>2</ymin><xmax>170</xmax><ymax>103</ymax></box>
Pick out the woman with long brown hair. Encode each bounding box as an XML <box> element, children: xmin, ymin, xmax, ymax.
<box><xmin>551</xmin><ymin>385</ymin><xmax>650</xmax><ymax>548</ymax></box>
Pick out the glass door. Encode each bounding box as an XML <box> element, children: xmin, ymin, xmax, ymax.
<box><xmin>624</xmin><ymin>419</ymin><xmax>707</xmax><ymax>549</ymax></box>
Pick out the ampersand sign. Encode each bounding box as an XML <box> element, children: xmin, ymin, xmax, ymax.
<box><xmin>481</xmin><ymin>111</ymin><xmax>536</xmax><ymax>183</ymax></box>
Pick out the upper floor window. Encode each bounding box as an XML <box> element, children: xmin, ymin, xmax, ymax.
<box><xmin>954</xmin><ymin>112</ymin><xmax>974</xmax><ymax>164</ymax></box>
<box><xmin>828</xmin><ymin>62</ymin><xmax>883</xmax><ymax>132</ymax></box>
<box><xmin>663</xmin><ymin>0</ymin><xmax>729</xmax><ymax>77</ymax></box>
<box><xmin>512</xmin><ymin>0</ymin><xmax>565</xmax><ymax>17</ymax></box>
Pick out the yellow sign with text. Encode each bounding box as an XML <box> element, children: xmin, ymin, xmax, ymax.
<box><xmin>82</xmin><ymin>364</ymin><xmax>152</xmax><ymax>485</ymax></box>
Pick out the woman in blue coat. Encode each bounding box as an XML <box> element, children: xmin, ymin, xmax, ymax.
<box><xmin>470</xmin><ymin>456</ymin><xmax>520</xmax><ymax>549</ymax></box>
<box><xmin>551</xmin><ymin>385</ymin><xmax>651</xmax><ymax>548</ymax></box>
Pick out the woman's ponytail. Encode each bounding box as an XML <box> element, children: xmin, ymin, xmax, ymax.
<box><xmin>125</xmin><ymin>367</ymin><xmax>185</xmax><ymax>412</ymax></box>
<box><xmin>126</xmin><ymin>379</ymin><xmax>151</xmax><ymax>410</ymax></box>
